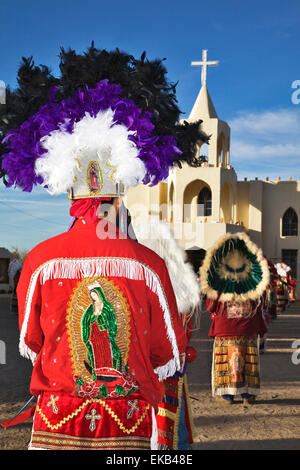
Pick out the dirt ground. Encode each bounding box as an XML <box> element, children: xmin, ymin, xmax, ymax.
<box><xmin>1</xmin><ymin>294</ymin><xmax>300</xmax><ymax>450</ymax></box>
<box><xmin>188</xmin><ymin>302</ymin><xmax>300</xmax><ymax>450</ymax></box>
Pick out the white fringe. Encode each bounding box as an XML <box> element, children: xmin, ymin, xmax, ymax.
<box><xmin>19</xmin><ymin>344</ymin><xmax>37</xmax><ymax>364</ymax></box>
<box><xmin>135</xmin><ymin>219</ymin><xmax>201</xmax><ymax>314</ymax></box>
<box><xmin>20</xmin><ymin>257</ymin><xmax>180</xmax><ymax>375</ymax></box>
<box><xmin>151</xmin><ymin>407</ymin><xmax>158</xmax><ymax>450</ymax></box>
<box><xmin>19</xmin><ymin>266</ymin><xmax>42</xmax><ymax>364</ymax></box>
<box><xmin>154</xmin><ymin>358</ymin><xmax>178</xmax><ymax>382</ymax></box>
<box><xmin>28</xmin><ymin>446</ymin><xmax>47</xmax><ymax>450</ymax></box>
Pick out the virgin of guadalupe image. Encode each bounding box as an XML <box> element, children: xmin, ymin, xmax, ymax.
<box><xmin>229</xmin><ymin>347</ymin><xmax>245</xmax><ymax>383</ymax></box>
<box><xmin>88</xmin><ymin>162</ymin><xmax>101</xmax><ymax>192</ymax></box>
<box><xmin>81</xmin><ymin>283</ymin><xmax>122</xmax><ymax>382</ymax></box>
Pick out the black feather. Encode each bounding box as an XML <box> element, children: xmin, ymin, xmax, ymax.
<box><xmin>174</xmin><ymin>120</ymin><xmax>210</xmax><ymax>167</ymax></box>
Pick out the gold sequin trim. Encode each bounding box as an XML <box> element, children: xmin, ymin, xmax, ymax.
<box><xmin>157</xmin><ymin>407</ymin><xmax>176</xmax><ymax>421</ymax></box>
<box><xmin>31</xmin><ymin>431</ymin><xmax>150</xmax><ymax>448</ymax></box>
<box><xmin>173</xmin><ymin>376</ymin><xmax>184</xmax><ymax>450</ymax></box>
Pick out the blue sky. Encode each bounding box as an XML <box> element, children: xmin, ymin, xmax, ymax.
<box><xmin>0</xmin><ymin>0</ymin><xmax>300</xmax><ymax>250</ymax></box>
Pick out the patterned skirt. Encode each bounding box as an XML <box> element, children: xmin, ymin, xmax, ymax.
<box><xmin>212</xmin><ymin>335</ymin><xmax>260</xmax><ymax>397</ymax></box>
<box><xmin>29</xmin><ymin>391</ymin><xmax>154</xmax><ymax>450</ymax></box>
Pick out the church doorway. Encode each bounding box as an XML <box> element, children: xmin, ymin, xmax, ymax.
<box><xmin>183</xmin><ymin>180</ymin><xmax>212</xmax><ymax>222</ymax></box>
<box><xmin>197</xmin><ymin>187</ymin><xmax>212</xmax><ymax>216</ymax></box>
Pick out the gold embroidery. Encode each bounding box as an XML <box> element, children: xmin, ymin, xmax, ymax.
<box><xmin>75</xmin><ymin>158</ymin><xmax>82</xmax><ymax>169</ymax></box>
<box><xmin>104</xmin><ymin>155</ymin><xmax>117</xmax><ymax>183</ymax></box>
<box><xmin>173</xmin><ymin>376</ymin><xmax>184</xmax><ymax>450</ymax></box>
<box><xmin>36</xmin><ymin>399</ymin><xmax>150</xmax><ymax>434</ymax></box>
<box><xmin>33</xmin><ymin>430</ymin><xmax>150</xmax><ymax>442</ymax></box>
<box><xmin>31</xmin><ymin>431</ymin><xmax>150</xmax><ymax>448</ymax></box>
<box><xmin>37</xmin><ymin>401</ymin><xmax>88</xmax><ymax>431</ymax></box>
<box><xmin>183</xmin><ymin>375</ymin><xmax>195</xmax><ymax>442</ymax></box>
<box><xmin>47</xmin><ymin>395</ymin><xmax>59</xmax><ymax>414</ymax></box>
<box><xmin>157</xmin><ymin>407</ymin><xmax>176</xmax><ymax>421</ymax></box>
<box><xmin>102</xmin><ymin>401</ymin><xmax>150</xmax><ymax>435</ymax></box>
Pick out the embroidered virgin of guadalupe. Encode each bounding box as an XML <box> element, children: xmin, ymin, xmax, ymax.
<box><xmin>81</xmin><ymin>284</ymin><xmax>122</xmax><ymax>381</ymax></box>
<box><xmin>67</xmin><ymin>278</ymin><xmax>139</xmax><ymax>400</ymax></box>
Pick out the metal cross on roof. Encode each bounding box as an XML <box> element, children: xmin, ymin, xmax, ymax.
<box><xmin>191</xmin><ymin>50</ymin><xmax>219</xmax><ymax>87</ymax></box>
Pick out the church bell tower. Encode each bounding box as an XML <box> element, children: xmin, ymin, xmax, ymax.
<box><xmin>125</xmin><ymin>50</ymin><xmax>242</xmax><ymax>258</ymax></box>
<box><xmin>167</xmin><ymin>50</ymin><xmax>238</xmax><ymax>241</ymax></box>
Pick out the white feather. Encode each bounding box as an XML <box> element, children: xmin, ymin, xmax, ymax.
<box><xmin>134</xmin><ymin>219</ymin><xmax>201</xmax><ymax>313</ymax></box>
<box><xmin>35</xmin><ymin>109</ymin><xmax>147</xmax><ymax>194</ymax></box>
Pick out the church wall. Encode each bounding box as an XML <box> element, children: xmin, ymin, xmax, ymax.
<box><xmin>220</xmin><ymin>182</ymin><xmax>232</xmax><ymax>223</ymax></box>
<box><xmin>173</xmin><ymin>220</ymin><xmax>245</xmax><ymax>252</ymax></box>
<box><xmin>261</xmin><ymin>180</ymin><xmax>300</xmax><ymax>298</ymax></box>
<box><xmin>205</xmin><ymin>120</ymin><xmax>219</xmax><ymax>167</ymax></box>
<box><xmin>236</xmin><ymin>180</ymin><xmax>264</xmax><ymax>247</ymax></box>
<box><xmin>261</xmin><ymin>181</ymin><xmax>300</xmax><ymax>257</ymax></box>
<box><xmin>159</xmin><ymin>182</ymin><xmax>168</xmax><ymax>220</ymax></box>
<box><xmin>248</xmin><ymin>181</ymin><xmax>263</xmax><ymax>247</ymax></box>
<box><xmin>167</xmin><ymin>181</ymin><xmax>174</xmax><ymax>222</ymax></box>
<box><xmin>125</xmin><ymin>182</ymin><xmax>169</xmax><ymax>220</ymax></box>
<box><xmin>220</xmin><ymin>168</ymin><xmax>238</xmax><ymax>223</ymax></box>
<box><xmin>236</xmin><ymin>181</ymin><xmax>250</xmax><ymax>229</ymax></box>
<box><xmin>216</xmin><ymin>121</ymin><xmax>231</xmax><ymax>168</ymax></box>
<box><xmin>124</xmin><ymin>184</ymin><xmax>153</xmax><ymax>226</ymax></box>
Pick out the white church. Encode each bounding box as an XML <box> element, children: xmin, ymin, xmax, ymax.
<box><xmin>124</xmin><ymin>50</ymin><xmax>300</xmax><ymax>297</ymax></box>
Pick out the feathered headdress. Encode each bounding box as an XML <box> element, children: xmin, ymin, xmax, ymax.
<box><xmin>200</xmin><ymin>232</ymin><xmax>270</xmax><ymax>303</ymax></box>
<box><xmin>0</xmin><ymin>44</ymin><xmax>209</xmax><ymax>198</ymax></box>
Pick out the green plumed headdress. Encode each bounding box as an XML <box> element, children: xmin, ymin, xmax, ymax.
<box><xmin>200</xmin><ymin>232</ymin><xmax>270</xmax><ymax>303</ymax></box>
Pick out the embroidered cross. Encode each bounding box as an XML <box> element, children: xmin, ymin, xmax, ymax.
<box><xmin>127</xmin><ymin>399</ymin><xmax>139</xmax><ymax>419</ymax></box>
<box><xmin>85</xmin><ymin>408</ymin><xmax>101</xmax><ymax>432</ymax></box>
<box><xmin>47</xmin><ymin>395</ymin><xmax>59</xmax><ymax>414</ymax></box>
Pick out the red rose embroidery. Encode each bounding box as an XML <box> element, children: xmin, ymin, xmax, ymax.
<box><xmin>77</xmin><ymin>381</ymin><xmax>99</xmax><ymax>398</ymax></box>
<box><xmin>122</xmin><ymin>372</ymin><xmax>138</xmax><ymax>389</ymax></box>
